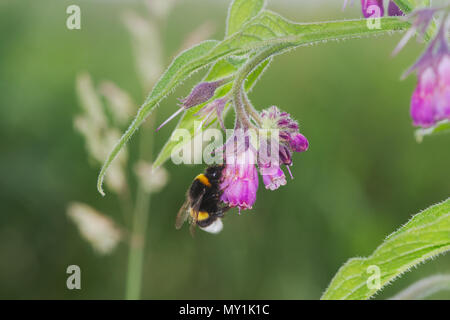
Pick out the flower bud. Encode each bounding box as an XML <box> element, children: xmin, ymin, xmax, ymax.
<box><xmin>289</xmin><ymin>133</ymin><xmax>309</xmax><ymax>153</ymax></box>
<box><xmin>180</xmin><ymin>80</ymin><xmax>223</xmax><ymax>109</ymax></box>
<box><xmin>388</xmin><ymin>1</ymin><xmax>404</xmax><ymax>17</ymax></box>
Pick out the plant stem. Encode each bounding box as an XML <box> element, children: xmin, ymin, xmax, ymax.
<box><xmin>125</xmin><ymin>183</ymin><xmax>151</xmax><ymax>300</ymax></box>
<box><xmin>125</xmin><ymin>114</ymin><xmax>156</xmax><ymax>300</ymax></box>
<box><xmin>231</xmin><ymin>44</ymin><xmax>288</xmax><ymax>129</ymax></box>
<box><xmin>243</xmin><ymin>92</ymin><xmax>262</xmax><ymax>126</ymax></box>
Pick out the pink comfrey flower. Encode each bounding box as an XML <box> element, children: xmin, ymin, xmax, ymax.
<box><xmin>259</xmin><ymin>161</ymin><xmax>286</xmax><ymax>191</ymax></box>
<box><xmin>411</xmin><ymin>54</ymin><xmax>450</xmax><ymax>127</ymax></box>
<box><xmin>259</xmin><ymin>106</ymin><xmax>309</xmax><ymax>190</ymax></box>
<box><xmin>403</xmin><ymin>12</ymin><xmax>450</xmax><ymax>128</ymax></box>
<box><xmin>220</xmin><ymin>144</ymin><xmax>259</xmax><ymax>211</ymax></box>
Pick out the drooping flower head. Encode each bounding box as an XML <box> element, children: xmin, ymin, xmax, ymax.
<box><xmin>400</xmin><ymin>10</ymin><xmax>450</xmax><ymax>128</ymax></box>
<box><xmin>258</xmin><ymin>106</ymin><xmax>309</xmax><ymax>190</ymax></box>
<box><xmin>410</xmin><ymin>53</ymin><xmax>450</xmax><ymax>127</ymax></box>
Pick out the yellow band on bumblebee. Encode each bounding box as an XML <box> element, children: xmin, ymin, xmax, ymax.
<box><xmin>195</xmin><ymin>173</ymin><xmax>211</xmax><ymax>187</ymax></box>
<box><xmin>190</xmin><ymin>208</ymin><xmax>210</xmax><ymax>221</ymax></box>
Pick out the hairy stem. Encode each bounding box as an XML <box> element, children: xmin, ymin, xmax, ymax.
<box><xmin>243</xmin><ymin>91</ymin><xmax>262</xmax><ymax>126</ymax></box>
<box><xmin>231</xmin><ymin>45</ymin><xmax>286</xmax><ymax>130</ymax></box>
<box><xmin>125</xmin><ymin>114</ymin><xmax>156</xmax><ymax>300</ymax></box>
<box><xmin>125</xmin><ymin>183</ymin><xmax>151</xmax><ymax>300</ymax></box>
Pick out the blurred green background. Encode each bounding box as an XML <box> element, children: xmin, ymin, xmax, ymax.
<box><xmin>0</xmin><ymin>0</ymin><xmax>449</xmax><ymax>300</ymax></box>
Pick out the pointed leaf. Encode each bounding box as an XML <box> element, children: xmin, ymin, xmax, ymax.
<box><xmin>226</xmin><ymin>0</ymin><xmax>267</xmax><ymax>36</ymax></box>
<box><xmin>97</xmin><ymin>40</ymin><xmax>219</xmax><ymax>195</ymax></box>
<box><xmin>393</xmin><ymin>0</ymin><xmax>432</xmax><ymax>14</ymax></box>
<box><xmin>322</xmin><ymin>198</ymin><xmax>450</xmax><ymax>300</ymax></box>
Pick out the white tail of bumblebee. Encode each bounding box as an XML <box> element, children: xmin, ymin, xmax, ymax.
<box><xmin>200</xmin><ymin>219</ymin><xmax>223</xmax><ymax>234</ymax></box>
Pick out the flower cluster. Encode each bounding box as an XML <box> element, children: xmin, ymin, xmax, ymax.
<box><xmin>394</xmin><ymin>8</ymin><xmax>450</xmax><ymax>128</ymax></box>
<box><xmin>218</xmin><ymin>107</ymin><xmax>309</xmax><ymax>212</ymax></box>
<box><xmin>157</xmin><ymin>78</ymin><xmax>309</xmax><ymax>214</ymax></box>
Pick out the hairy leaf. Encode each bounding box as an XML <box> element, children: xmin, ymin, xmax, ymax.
<box><xmin>322</xmin><ymin>198</ymin><xmax>450</xmax><ymax>300</ymax></box>
<box><xmin>393</xmin><ymin>0</ymin><xmax>431</xmax><ymax>14</ymax></box>
<box><xmin>152</xmin><ymin>58</ymin><xmax>270</xmax><ymax>169</ymax></box>
<box><xmin>227</xmin><ymin>0</ymin><xmax>267</xmax><ymax>36</ymax></box>
<box><xmin>97</xmin><ymin>40</ymin><xmax>218</xmax><ymax>195</ymax></box>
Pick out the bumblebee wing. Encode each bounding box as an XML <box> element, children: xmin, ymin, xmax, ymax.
<box><xmin>189</xmin><ymin>223</ymin><xmax>197</xmax><ymax>237</ymax></box>
<box><xmin>176</xmin><ymin>187</ymin><xmax>206</xmax><ymax>231</ymax></box>
<box><xmin>175</xmin><ymin>200</ymin><xmax>190</xmax><ymax>230</ymax></box>
<box><xmin>189</xmin><ymin>189</ymin><xmax>206</xmax><ymax>223</ymax></box>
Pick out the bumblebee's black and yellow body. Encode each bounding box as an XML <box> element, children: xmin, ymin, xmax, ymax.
<box><xmin>176</xmin><ymin>165</ymin><xmax>229</xmax><ymax>231</ymax></box>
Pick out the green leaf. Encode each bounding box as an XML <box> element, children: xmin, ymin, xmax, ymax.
<box><xmin>213</xmin><ymin>13</ymin><xmax>409</xmax><ymax>58</ymax></box>
<box><xmin>97</xmin><ymin>40</ymin><xmax>219</xmax><ymax>195</ymax></box>
<box><xmin>415</xmin><ymin>120</ymin><xmax>450</xmax><ymax>143</ymax></box>
<box><xmin>321</xmin><ymin>198</ymin><xmax>450</xmax><ymax>300</ymax></box>
<box><xmin>152</xmin><ymin>58</ymin><xmax>271</xmax><ymax>169</ymax></box>
<box><xmin>393</xmin><ymin>0</ymin><xmax>431</xmax><ymax>14</ymax></box>
<box><xmin>226</xmin><ymin>0</ymin><xmax>266</xmax><ymax>36</ymax></box>
<box><xmin>98</xmin><ymin>10</ymin><xmax>410</xmax><ymax>195</ymax></box>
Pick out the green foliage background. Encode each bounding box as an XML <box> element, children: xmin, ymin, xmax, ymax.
<box><xmin>0</xmin><ymin>0</ymin><xmax>449</xmax><ymax>299</ymax></box>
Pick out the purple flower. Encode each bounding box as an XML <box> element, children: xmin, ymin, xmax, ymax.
<box><xmin>289</xmin><ymin>133</ymin><xmax>309</xmax><ymax>153</ymax></box>
<box><xmin>403</xmin><ymin>12</ymin><xmax>450</xmax><ymax>128</ymax></box>
<box><xmin>259</xmin><ymin>161</ymin><xmax>286</xmax><ymax>191</ymax></box>
<box><xmin>435</xmin><ymin>56</ymin><xmax>450</xmax><ymax>119</ymax></box>
<box><xmin>387</xmin><ymin>1</ymin><xmax>404</xmax><ymax>16</ymax></box>
<box><xmin>259</xmin><ymin>106</ymin><xmax>309</xmax><ymax>189</ymax></box>
<box><xmin>411</xmin><ymin>66</ymin><xmax>438</xmax><ymax>127</ymax></box>
<box><xmin>361</xmin><ymin>0</ymin><xmax>384</xmax><ymax>18</ymax></box>
<box><xmin>411</xmin><ymin>54</ymin><xmax>450</xmax><ymax>127</ymax></box>
<box><xmin>220</xmin><ymin>146</ymin><xmax>259</xmax><ymax>211</ymax></box>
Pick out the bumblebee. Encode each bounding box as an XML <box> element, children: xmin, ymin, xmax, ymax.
<box><xmin>176</xmin><ymin>165</ymin><xmax>229</xmax><ymax>234</ymax></box>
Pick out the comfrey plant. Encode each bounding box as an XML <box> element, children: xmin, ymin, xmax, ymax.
<box><xmin>96</xmin><ymin>0</ymin><xmax>450</xmax><ymax>299</ymax></box>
